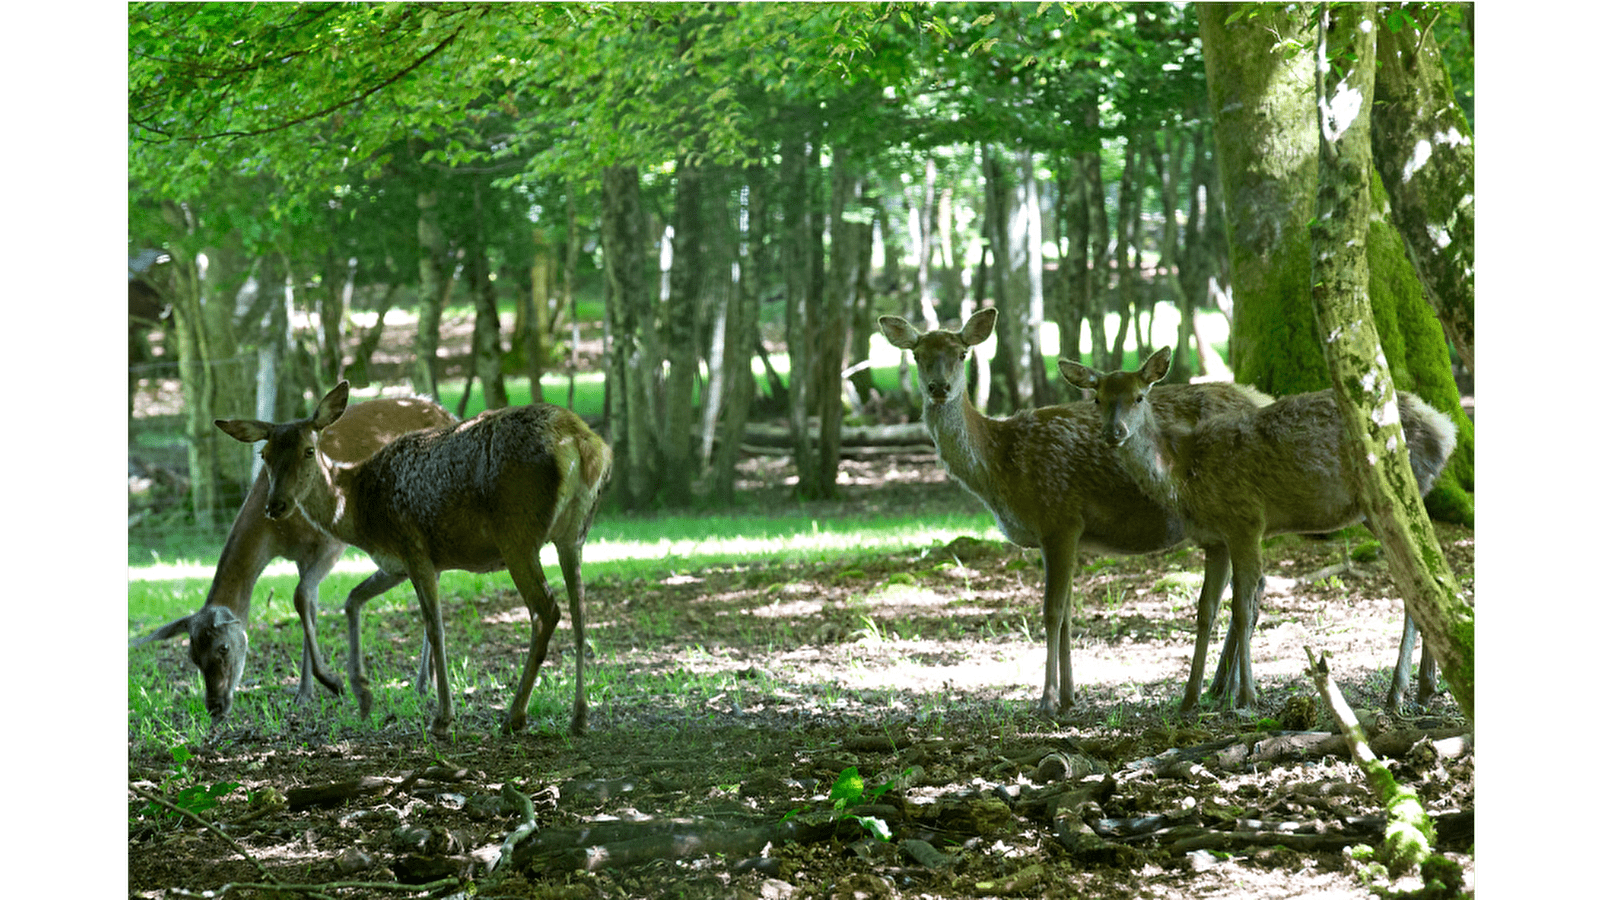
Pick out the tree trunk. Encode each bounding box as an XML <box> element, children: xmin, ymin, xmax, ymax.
<box><xmin>414</xmin><ymin>187</ymin><xmax>448</xmax><ymax>402</ymax></box>
<box><xmin>981</xmin><ymin>145</ymin><xmax>1022</xmax><ymax>413</ymax></box>
<box><xmin>780</xmin><ymin>130</ymin><xmax>818</xmax><ymax>499</ymax></box>
<box><xmin>468</xmin><ymin>176</ymin><xmax>509</xmax><ymax>411</ymax></box>
<box><xmin>660</xmin><ymin>158</ymin><xmax>705</xmax><ymax>506</ymax></box>
<box><xmin>1372</xmin><ymin>2</ymin><xmax>1474</xmax><ymax>372</ymax></box>
<box><xmin>601</xmin><ymin>164</ymin><xmax>660</xmax><ymax>510</ymax></box>
<box><xmin>710</xmin><ymin>168</ymin><xmax>764</xmax><ymax>505</ymax></box>
<box><xmin>1199</xmin><ymin>4</ymin><xmax>1326</xmax><ymax>395</ymax></box>
<box><xmin>814</xmin><ymin>150</ymin><xmax>859</xmax><ymax>499</ymax></box>
<box><xmin>1199</xmin><ymin>2</ymin><xmax>1473</xmax><ymax>525</ymax></box>
<box><xmin>1310</xmin><ymin>1</ymin><xmax>1472</xmax><ymax>725</ymax></box>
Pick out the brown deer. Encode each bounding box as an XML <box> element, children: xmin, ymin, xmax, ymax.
<box><xmin>879</xmin><ymin>308</ymin><xmax>1272</xmax><ymax>715</ymax></box>
<box><xmin>1061</xmin><ymin>347</ymin><xmax>1457</xmax><ymax>710</ymax></box>
<box><xmin>132</xmin><ymin>395</ymin><xmax>454</xmax><ymax>723</ymax></box>
<box><xmin>216</xmin><ymin>382</ymin><xmax>612</xmax><ymax>737</ymax></box>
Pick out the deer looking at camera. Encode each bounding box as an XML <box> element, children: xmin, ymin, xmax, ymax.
<box><xmin>1062</xmin><ymin>347</ymin><xmax>1456</xmax><ymax>710</ymax></box>
<box><xmin>879</xmin><ymin>308</ymin><xmax>1273</xmax><ymax>714</ymax></box>
<box><xmin>216</xmin><ymin>382</ymin><xmax>612</xmax><ymax>737</ymax></box>
<box><xmin>132</xmin><ymin>395</ymin><xmax>454</xmax><ymax>723</ymax></box>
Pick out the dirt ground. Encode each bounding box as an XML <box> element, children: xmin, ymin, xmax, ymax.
<box><xmin>127</xmin><ymin>446</ymin><xmax>1474</xmax><ymax>899</ymax></box>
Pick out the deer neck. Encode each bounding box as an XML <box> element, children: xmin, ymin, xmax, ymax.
<box><xmin>295</xmin><ymin>452</ymin><xmax>362</xmax><ymax>546</ymax></box>
<box><xmin>922</xmin><ymin>391</ymin><xmax>1000</xmax><ymax>499</ymax></box>
<box><xmin>1116</xmin><ymin>410</ymin><xmax>1186</xmax><ymax>510</ymax></box>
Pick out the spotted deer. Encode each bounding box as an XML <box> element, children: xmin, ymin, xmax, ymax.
<box><xmin>132</xmin><ymin>395</ymin><xmax>454</xmax><ymax>722</ymax></box>
<box><xmin>879</xmin><ymin>308</ymin><xmax>1273</xmax><ymax>714</ymax></box>
<box><xmin>1061</xmin><ymin>347</ymin><xmax>1456</xmax><ymax>710</ymax></box>
<box><xmin>216</xmin><ymin>382</ymin><xmax>612</xmax><ymax>737</ymax></box>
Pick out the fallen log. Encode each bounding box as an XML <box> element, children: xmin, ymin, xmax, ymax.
<box><xmin>511</xmin><ymin>815</ymin><xmax>839</xmax><ymax>873</ymax></box>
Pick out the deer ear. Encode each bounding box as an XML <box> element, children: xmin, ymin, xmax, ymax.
<box><xmin>1142</xmin><ymin>348</ymin><xmax>1173</xmax><ymax>383</ymax></box>
<box><xmin>962</xmin><ymin>307</ymin><xmax>998</xmax><ymax>345</ymax></box>
<box><xmin>312</xmin><ymin>382</ymin><xmax>351</xmax><ymax>430</ymax></box>
<box><xmin>215</xmin><ymin>418</ymin><xmax>270</xmax><ymax>444</ymax></box>
<box><xmin>878</xmin><ymin>316</ymin><xmax>919</xmax><ymax>350</ymax></box>
<box><xmin>1059</xmin><ymin>358</ymin><xmax>1099</xmax><ymax>391</ymax></box>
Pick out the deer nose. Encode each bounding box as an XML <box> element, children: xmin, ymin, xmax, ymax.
<box><xmin>264</xmin><ymin>499</ymin><xmax>290</xmax><ymax>519</ymax></box>
<box><xmin>925</xmin><ymin>380</ymin><xmax>950</xmax><ymax>401</ymax></box>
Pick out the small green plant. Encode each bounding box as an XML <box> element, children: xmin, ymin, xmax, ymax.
<box><xmin>784</xmin><ymin>766</ymin><xmax>898</xmax><ymax>841</ymax></box>
<box><xmin>1315</xmin><ymin>575</ymin><xmax>1347</xmax><ymax>591</ymax></box>
<box><xmin>140</xmin><ymin>745</ymin><xmax>241</xmax><ymax>822</ymax></box>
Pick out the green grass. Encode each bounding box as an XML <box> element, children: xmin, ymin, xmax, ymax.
<box><xmin>128</xmin><ymin>509</ymin><xmax>1000</xmax><ymax>628</ymax></box>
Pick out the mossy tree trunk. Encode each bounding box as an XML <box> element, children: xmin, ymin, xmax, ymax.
<box><xmin>1198</xmin><ymin>2</ymin><xmax>1472</xmax><ymax>524</ymax></box>
<box><xmin>1310</xmin><ymin>2</ymin><xmax>1472</xmax><ymax>725</ymax></box>
<box><xmin>1372</xmin><ymin>2</ymin><xmax>1474</xmax><ymax>372</ymax></box>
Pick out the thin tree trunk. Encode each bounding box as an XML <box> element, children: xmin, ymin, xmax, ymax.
<box><xmin>414</xmin><ymin>187</ymin><xmax>447</xmax><ymax>402</ymax></box>
<box><xmin>780</xmin><ymin>130</ymin><xmax>817</xmax><ymax>498</ymax></box>
<box><xmin>661</xmin><ymin>158</ymin><xmax>704</xmax><ymax>506</ymax></box>
<box><xmin>468</xmin><ymin>176</ymin><xmax>509</xmax><ymax>410</ymax></box>
<box><xmin>601</xmin><ymin>164</ymin><xmax>660</xmax><ymax>510</ymax></box>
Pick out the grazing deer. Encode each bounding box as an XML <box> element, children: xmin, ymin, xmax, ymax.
<box><xmin>132</xmin><ymin>395</ymin><xmax>454</xmax><ymax>723</ymax></box>
<box><xmin>879</xmin><ymin>308</ymin><xmax>1272</xmax><ymax>714</ymax></box>
<box><xmin>216</xmin><ymin>382</ymin><xmax>612</xmax><ymax>737</ymax></box>
<box><xmin>1061</xmin><ymin>347</ymin><xmax>1457</xmax><ymax>710</ymax></box>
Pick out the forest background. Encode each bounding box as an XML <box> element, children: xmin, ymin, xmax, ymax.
<box><xmin>0</xmin><ymin>0</ymin><xmax>1580</xmax><ymax>890</ymax></box>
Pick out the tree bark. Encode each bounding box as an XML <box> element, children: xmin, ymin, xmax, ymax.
<box><xmin>710</xmin><ymin>167</ymin><xmax>764</xmax><ymax>505</ymax></box>
<box><xmin>1199</xmin><ymin>2</ymin><xmax>1472</xmax><ymax>524</ymax></box>
<box><xmin>1199</xmin><ymin>4</ymin><xmax>1326</xmax><ymax>395</ymax></box>
<box><xmin>1309</xmin><ymin>2</ymin><xmax>1472</xmax><ymax>725</ymax></box>
<box><xmin>660</xmin><ymin>158</ymin><xmax>705</xmax><ymax>506</ymax></box>
<box><xmin>1372</xmin><ymin>3</ymin><xmax>1474</xmax><ymax>372</ymax></box>
<box><xmin>601</xmin><ymin>164</ymin><xmax>661</xmax><ymax>510</ymax></box>
<box><xmin>467</xmin><ymin>175</ymin><xmax>509</xmax><ymax>411</ymax></box>
<box><xmin>780</xmin><ymin>130</ymin><xmax>818</xmax><ymax>499</ymax></box>
<box><xmin>414</xmin><ymin>187</ymin><xmax>448</xmax><ymax>402</ymax></box>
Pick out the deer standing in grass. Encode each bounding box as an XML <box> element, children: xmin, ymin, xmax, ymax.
<box><xmin>133</xmin><ymin>395</ymin><xmax>454</xmax><ymax>723</ymax></box>
<box><xmin>216</xmin><ymin>382</ymin><xmax>612</xmax><ymax>737</ymax></box>
<box><xmin>879</xmin><ymin>308</ymin><xmax>1273</xmax><ymax>714</ymax></box>
<box><xmin>1062</xmin><ymin>348</ymin><xmax>1456</xmax><ymax>710</ymax></box>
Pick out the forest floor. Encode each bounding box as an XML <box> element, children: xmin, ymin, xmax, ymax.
<box><xmin>128</xmin><ymin>313</ymin><xmax>1474</xmax><ymax>898</ymax></box>
<box><xmin>128</xmin><ymin>448</ymin><xmax>1474</xmax><ymax>899</ymax></box>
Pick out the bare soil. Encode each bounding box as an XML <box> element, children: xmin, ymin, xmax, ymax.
<box><xmin>128</xmin><ymin>449</ymin><xmax>1474</xmax><ymax>899</ymax></box>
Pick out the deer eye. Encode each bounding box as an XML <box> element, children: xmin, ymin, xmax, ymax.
<box><xmin>304</xmin><ymin>447</ymin><xmax>315</xmax><ymax>459</ymax></box>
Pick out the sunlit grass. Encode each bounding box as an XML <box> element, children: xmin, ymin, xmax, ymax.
<box><xmin>128</xmin><ymin>510</ymin><xmax>1001</xmax><ymax>625</ymax></box>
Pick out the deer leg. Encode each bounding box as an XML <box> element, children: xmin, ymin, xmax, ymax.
<box><xmin>1417</xmin><ymin>641</ymin><xmax>1438</xmax><ymax>706</ymax></box>
<box><xmin>293</xmin><ymin>544</ymin><xmax>343</xmax><ymax>703</ymax></box>
<box><xmin>1207</xmin><ymin>572</ymin><xmax>1262</xmax><ymax>705</ymax></box>
<box><xmin>1220</xmin><ymin>541</ymin><xmax>1265</xmax><ymax>709</ymax></box>
<box><xmin>1181</xmin><ymin>544</ymin><xmax>1232</xmax><ymax>713</ymax></box>
<box><xmin>556</xmin><ymin>541</ymin><xmax>589</xmax><ymax>735</ymax></box>
<box><xmin>1386</xmin><ymin>613</ymin><xmax>1420</xmax><ymax>712</ymax></box>
<box><xmin>343</xmin><ymin>569</ymin><xmax>409</xmax><ymax>718</ymax></box>
<box><xmin>1038</xmin><ymin>532</ymin><xmax>1078</xmax><ymax>716</ymax></box>
<box><xmin>502</xmin><ymin>548</ymin><xmax>561</xmax><ymax>735</ymax></box>
<box><xmin>407</xmin><ymin>563</ymin><xmax>453</xmax><ymax>737</ymax></box>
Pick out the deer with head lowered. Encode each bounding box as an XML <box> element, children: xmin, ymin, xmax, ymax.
<box><xmin>879</xmin><ymin>308</ymin><xmax>1273</xmax><ymax>715</ymax></box>
<box><xmin>216</xmin><ymin>382</ymin><xmax>612</xmax><ymax>737</ymax></box>
<box><xmin>133</xmin><ymin>395</ymin><xmax>455</xmax><ymax>723</ymax></box>
<box><xmin>1062</xmin><ymin>347</ymin><xmax>1457</xmax><ymax>710</ymax></box>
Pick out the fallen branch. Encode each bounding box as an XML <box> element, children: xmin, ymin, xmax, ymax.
<box><xmin>491</xmin><ymin>782</ymin><xmax>540</xmax><ymax>874</ymax></box>
<box><xmin>132</xmin><ymin>787</ymin><xmax>275</xmax><ymax>885</ymax></box>
<box><xmin>1304</xmin><ymin>646</ymin><xmax>1435</xmax><ymax>876</ymax></box>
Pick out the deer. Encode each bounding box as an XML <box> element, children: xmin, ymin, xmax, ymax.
<box><xmin>215</xmin><ymin>381</ymin><xmax>612</xmax><ymax>737</ymax></box>
<box><xmin>878</xmin><ymin>307</ymin><xmax>1274</xmax><ymax>715</ymax></box>
<box><xmin>132</xmin><ymin>395</ymin><xmax>455</xmax><ymax>723</ymax></box>
<box><xmin>1061</xmin><ymin>347</ymin><xmax>1457</xmax><ymax>711</ymax></box>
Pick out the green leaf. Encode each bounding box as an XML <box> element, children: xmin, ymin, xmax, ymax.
<box><xmin>829</xmin><ymin>766</ymin><xmax>865</xmax><ymax>808</ymax></box>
